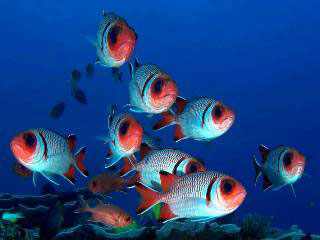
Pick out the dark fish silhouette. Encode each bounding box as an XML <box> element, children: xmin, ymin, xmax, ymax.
<box><xmin>74</xmin><ymin>89</ymin><xmax>87</xmax><ymax>104</ymax></box>
<box><xmin>112</xmin><ymin>67</ymin><xmax>123</xmax><ymax>82</ymax></box>
<box><xmin>86</xmin><ymin>64</ymin><xmax>94</xmax><ymax>79</ymax></box>
<box><xmin>72</xmin><ymin>69</ymin><xmax>81</xmax><ymax>81</ymax></box>
<box><xmin>49</xmin><ymin>102</ymin><xmax>65</xmax><ymax>119</ymax></box>
<box><xmin>13</xmin><ymin>161</ymin><xmax>33</xmax><ymax>177</ymax></box>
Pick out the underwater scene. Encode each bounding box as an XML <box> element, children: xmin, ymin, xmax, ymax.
<box><xmin>1</xmin><ymin>0</ymin><xmax>319</xmax><ymax>239</ymax></box>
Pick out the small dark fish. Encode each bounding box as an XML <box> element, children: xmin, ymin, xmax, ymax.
<box><xmin>112</xmin><ymin>67</ymin><xmax>123</xmax><ymax>82</ymax></box>
<box><xmin>72</xmin><ymin>69</ymin><xmax>81</xmax><ymax>81</ymax></box>
<box><xmin>40</xmin><ymin>183</ymin><xmax>57</xmax><ymax>195</ymax></box>
<box><xmin>74</xmin><ymin>89</ymin><xmax>88</xmax><ymax>104</ymax></box>
<box><xmin>13</xmin><ymin>162</ymin><xmax>33</xmax><ymax>177</ymax></box>
<box><xmin>86</xmin><ymin>64</ymin><xmax>94</xmax><ymax>79</ymax></box>
<box><xmin>39</xmin><ymin>201</ymin><xmax>64</xmax><ymax>240</ymax></box>
<box><xmin>49</xmin><ymin>102</ymin><xmax>65</xmax><ymax>119</ymax></box>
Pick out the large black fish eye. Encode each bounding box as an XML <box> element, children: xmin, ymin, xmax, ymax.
<box><xmin>120</xmin><ymin>121</ymin><xmax>129</xmax><ymax>135</ymax></box>
<box><xmin>153</xmin><ymin>79</ymin><xmax>164</xmax><ymax>93</ymax></box>
<box><xmin>23</xmin><ymin>133</ymin><xmax>35</xmax><ymax>147</ymax></box>
<box><xmin>109</xmin><ymin>26</ymin><xmax>122</xmax><ymax>44</ymax></box>
<box><xmin>283</xmin><ymin>152</ymin><xmax>292</xmax><ymax>166</ymax></box>
<box><xmin>222</xmin><ymin>179</ymin><xmax>233</xmax><ymax>194</ymax></box>
<box><xmin>189</xmin><ymin>164</ymin><xmax>198</xmax><ymax>173</ymax></box>
<box><xmin>214</xmin><ymin>106</ymin><xmax>223</xmax><ymax>118</ymax></box>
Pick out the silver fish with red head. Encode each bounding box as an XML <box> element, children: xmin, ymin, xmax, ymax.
<box><xmin>98</xmin><ymin>106</ymin><xmax>144</xmax><ymax>169</ymax></box>
<box><xmin>134</xmin><ymin>171</ymin><xmax>246</xmax><ymax>223</ymax></box>
<box><xmin>153</xmin><ymin>96</ymin><xmax>235</xmax><ymax>142</ymax></box>
<box><xmin>90</xmin><ymin>10</ymin><xmax>137</xmax><ymax>69</ymax></box>
<box><xmin>128</xmin><ymin>58</ymin><xmax>178</xmax><ymax>114</ymax></box>
<box><xmin>10</xmin><ymin>128</ymin><xmax>88</xmax><ymax>186</ymax></box>
<box><xmin>75</xmin><ymin>196</ymin><xmax>134</xmax><ymax>228</ymax></box>
<box><xmin>253</xmin><ymin>144</ymin><xmax>306</xmax><ymax>197</ymax></box>
<box><xmin>119</xmin><ymin>143</ymin><xmax>206</xmax><ymax>191</ymax></box>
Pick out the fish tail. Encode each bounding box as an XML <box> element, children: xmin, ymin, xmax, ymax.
<box><xmin>152</xmin><ymin>111</ymin><xmax>176</xmax><ymax>131</ymax></box>
<box><xmin>253</xmin><ymin>154</ymin><xmax>262</xmax><ymax>185</ymax></box>
<box><xmin>75</xmin><ymin>147</ymin><xmax>89</xmax><ymax>177</ymax></box>
<box><xmin>120</xmin><ymin>156</ymin><xmax>136</xmax><ymax>177</ymax></box>
<box><xmin>134</xmin><ymin>182</ymin><xmax>161</xmax><ymax>215</ymax></box>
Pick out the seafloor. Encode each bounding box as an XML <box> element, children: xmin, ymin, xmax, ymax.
<box><xmin>0</xmin><ymin>189</ymin><xmax>318</xmax><ymax>240</ymax></box>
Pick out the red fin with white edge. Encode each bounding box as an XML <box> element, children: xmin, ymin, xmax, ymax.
<box><xmin>174</xmin><ymin>125</ymin><xmax>187</xmax><ymax>142</ymax></box>
<box><xmin>75</xmin><ymin>147</ymin><xmax>88</xmax><ymax>177</ymax></box>
<box><xmin>64</xmin><ymin>165</ymin><xmax>75</xmax><ymax>184</ymax></box>
<box><xmin>158</xmin><ymin>203</ymin><xmax>177</xmax><ymax>223</ymax></box>
<box><xmin>66</xmin><ymin>134</ymin><xmax>77</xmax><ymax>153</ymax></box>
<box><xmin>106</xmin><ymin>148</ymin><xmax>113</xmax><ymax>159</ymax></box>
<box><xmin>175</xmin><ymin>96</ymin><xmax>188</xmax><ymax>114</ymax></box>
<box><xmin>127</xmin><ymin>172</ymin><xmax>140</xmax><ymax>188</ymax></box>
<box><xmin>153</xmin><ymin>112</ymin><xmax>175</xmax><ymax>130</ymax></box>
<box><xmin>140</xmin><ymin>143</ymin><xmax>153</xmax><ymax>160</ymax></box>
<box><xmin>159</xmin><ymin>171</ymin><xmax>178</xmax><ymax>192</ymax></box>
<box><xmin>134</xmin><ymin>182</ymin><xmax>160</xmax><ymax>215</ymax></box>
<box><xmin>120</xmin><ymin>157</ymin><xmax>134</xmax><ymax>177</ymax></box>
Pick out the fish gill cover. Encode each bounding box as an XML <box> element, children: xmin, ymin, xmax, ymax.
<box><xmin>0</xmin><ymin>0</ymin><xmax>320</xmax><ymax>239</ymax></box>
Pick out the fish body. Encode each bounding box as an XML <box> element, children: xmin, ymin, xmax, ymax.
<box><xmin>2</xmin><ymin>212</ymin><xmax>24</xmax><ymax>223</ymax></box>
<box><xmin>88</xmin><ymin>172</ymin><xmax>128</xmax><ymax>194</ymax></box>
<box><xmin>10</xmin><ymin>128</ymin><xmax>88</xmax><ymax>185</ymax></box>
<box><xmin>120</xmin><ymin>144</ymin><xmax>206</xmax><ymax>190</ymax></box>
<box><xmin>76</xmin><ymin>196</ymin><xmax>133</xmax><ymax>228</ymax></box>
<box><xmin>253</xmin><ymin>144</ymin><xmax>305</xmax><ymax>194</ymax></box>
<box><xmin>153</xmin><ymin>97</ymin><xmax>235</xmax><ymax>142</ymax></box>
<box><xmin>128</xmin><ymin>58</ymin><xmax>178</xmax><ymax>114</ymax></box>
<box><xmin>134</xmin><ymin>171</ymin><xmax>246</xmax><ymax>223</ymax></box>
<box><xmin>102</xmin><ymin>108</ymin><xmax>144</xmax><ymax>168</ymax></box>
<box><xmin>94</xmin><ymin>11</ymin><xmax>137</xmax><ymax>68</ymax></box>
<box><xmin>49</xmin><ymin>102</ymin><xmax>65</xmax><ymax>119</ymax></box>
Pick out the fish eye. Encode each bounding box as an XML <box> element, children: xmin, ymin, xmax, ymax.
<box><xmin>119</xmin><ymin>121</ymin><xmax>129</xmax><ymax>135</ymax></box>
<box><xmin>126</xmin><ymin>216</ymin><xmax>131</xmax><ymax>222</ymax></box>
<box><xmin>214</xmin><ymin>105</ymin><xmax>223</xmax><ymax>118</ymax></box>
<box><xmin>109</xmin><ymin>26</ymin><xmax>122</xmax><ymax>44</ymax></box>
<box><xmin>222</xmin><ymin>179</ymin><xmax>234</xmax><ymax>194</ymax></box>
<box><xmin>189</xmin><ymin>164</ymin><xmax>198</xmax><ymax>173</ymax></box>
<box><xmin>23</xmin><ymin>133</ymin><xmax>35</xmax><ymax>147</ymax></box>
<box><xmin>283</xmin><ymin>152</ymin><xmax>293</xmax><ymax>166</ymax></box>
<box><xmin>92</xmin><ymin>181</ymin><xmax>97</xmax><ymax>188</ymax></box>
<box><xmin>153</xmin><ymin>79</ymin><xmax>164</xmax><ymax>93</ymax></box>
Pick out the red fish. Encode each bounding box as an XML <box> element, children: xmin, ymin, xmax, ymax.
<box><xmin>10</xmin><ymin>128</ymin><xmax>88</xmax><ymax>186</ymax></box>
<box><xmin>75</xmin><ymin>196</ymin><xmax>134</xmax><ymax>228</ymax></box>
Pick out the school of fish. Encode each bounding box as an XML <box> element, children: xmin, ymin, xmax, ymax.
<box><xmin>9</xmin><ymin>9</ymin><xmax>307</xmax><ymax>231</ymax></box>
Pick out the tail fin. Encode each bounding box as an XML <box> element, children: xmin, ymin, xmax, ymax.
<box><xmin>120</xmin><ymin>156</ymin><xmax>135</xmax><ymax>177</ymax></box>
<box><xmin>127</xmin><ymin>172</ymin><xmax>140</xmax><ymax>188</ymax></box>
<box><xmin>253</xmin><ymin>155</ymin><xmax>262</xmax><ymax>185</ymax></box>
<box><xmin>74</xmin><ymin>195</ymin><xmax>90</xmax><ymax>213</ymax></box>
<box><xmin>153</xmin><ymin>112</ymin><xmax>176</xmax><ymax>130</ymax></box>
<box><xmin>134</xmin><ymin>182</ymin><xmax>161</xmax><ymax>215</ymax></box>
<box><xmin>75</xmin><ymin>147</ymin><xmax>89</xmax><ymax>177</ymax></box>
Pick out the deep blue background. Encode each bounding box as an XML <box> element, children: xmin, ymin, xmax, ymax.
<box><xmin>1</xmin><ymin>0</ymin><xmax>319</xmax><ymax>234</ymax></box>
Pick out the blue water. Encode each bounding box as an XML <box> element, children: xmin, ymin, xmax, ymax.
<box><xmin>1</xmin><ymin>0</ymin><xmax>319</xmax><ymax>234</ymax></box>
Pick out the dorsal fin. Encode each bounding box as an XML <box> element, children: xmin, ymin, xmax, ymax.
<box><xmin>108</xmin><ymin>105</ymin><xmax>117</xmax><ymax>129</ymax></box>
<box><xmin>140</xmin><ymin>143</ymin><xmax>153</xmax><ymax>160</ymax></box>
<box><xmin>159</xmin><ymin>171</ymin><xmax>178</xmax><ymax>192</ymax></box>
<box><xmin>66</xmin><ymin>134</ymin><xmax>77</xmax><ymax>153</ymax></box>
<box><xmin>102</xmin><ymin>10</ymin><xmax>107</xmax><ymax>17</ymax></box>
<box><xmin>134</xmin><ymin>58</ymin><xmax>141</xmax><ymax>69</ymax></box>
<box><xmin>259</xmin><ymin>144</ymin><xmax>270</xmax><ymax>163</ymax></box>
<box><xmin>262</xmin><ymin>174</ymin><xmax>272</xmax><ymax>191</ymax></box>
<box><xmin>175</xmin><ymin>97</ymin><xmax>188</xmax><ymax>114</ymax></box>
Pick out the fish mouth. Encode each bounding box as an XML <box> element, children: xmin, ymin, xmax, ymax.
<box><xmin>218</xmin><ymin>116</ymin><xmax>235</xmax><ymax>131</ymax></box>
<box><xmin>10</xmin><ymin>142</ymin><xmax>30</xmax><ymax>163</ymax></box>
<box><xmin>225</xmin><ymin>190</ymin><xmax>247</xmax><ymax>210</ymax></box>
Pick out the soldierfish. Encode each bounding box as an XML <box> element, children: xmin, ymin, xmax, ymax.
<box><xmin>75</xmin><ymin>196</ymin><xmax>134</xmax><ymax>228</ymax></box>
<box><xmin>99</xmin><ymin>106</ymin><xmax>144</xmax><ymax>169</ymax></box>
<box><xmin>120</xmin><ymin>144</ymin><xmax>206</xmax><ymax>191</ymax></box>
<box><xmin>128</xmin><ymin>58</ymin><xmax>178</xmax><ymax>114</ymax></box>
<box><xmin>89</xmin><ymin>10</ymin><xmax>137</xmax><ymax>81</ymax></box>
<box><xmin>134</xmin><ymin>171</ymin><xmax>246</xmax><ymax>223</ymax></box>
<box><xmin>153</xmin><ymin>96</ymin><xmax>235</xmax><ymax>142</ymax></box>
<box><xmin>10</xmin><ymin>128</ymin><xmax>88</xmax><ymax>186</ymax></box>
<box><xmin>253</xmin><ymin>144</ymin><xmax>306</xmax><ymax>197</ymax></box>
